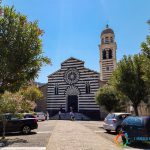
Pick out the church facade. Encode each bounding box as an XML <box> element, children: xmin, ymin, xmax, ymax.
<box><xmin>46</xmin><ymin>25</ymin><xmax>117</xmax><ymax>119</ymax></box>
<box><xmin>47</xmin><ymin>57</ymin><xmax>100</xmax><ymax>119</ymax></box>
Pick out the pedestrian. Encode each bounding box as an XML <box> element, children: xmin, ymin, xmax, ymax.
<box><xmin>46</xmin><ymin>111</ymin><xmax>49</xmax><ymax>120</ymax></box>
<box><xmin>58</xmin><ymin>110</ymin><xmax>61</xmax><ymax>120</ymax></box>
<box><xmin>70</xmin><ymin>110</ymin><xmax>75</xmax><ymax>121</ymax></box>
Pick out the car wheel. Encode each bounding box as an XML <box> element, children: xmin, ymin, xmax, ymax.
<box><xmin>116</xmin><ymin>126</ymin><xmax>122</xmax><ymax>134</ymax></box>
<box><xmin>106</xmin><ymin>129</ymin><xmax>111</xmax><ymax>133</ymax></box>
<box><xmin>22</xmin><ymin>125</ymin><xmax>31</xmax><ymax>134</ymax></box>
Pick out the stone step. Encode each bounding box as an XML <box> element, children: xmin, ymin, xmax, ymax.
<box><xmin>50</xmin><ymin>113</ymin><xmax>90</xmax><ymax>120</ymax></box>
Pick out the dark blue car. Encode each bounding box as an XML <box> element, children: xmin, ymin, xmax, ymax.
<box><xmin>121</xmin><ymin>116</ymin><xmax>150</xmax><ymax>143</ymax></box>
<box><xmin>0</xmin><ymin>113</ymin><xmax>38</xmax><ymax>134</ymax></box>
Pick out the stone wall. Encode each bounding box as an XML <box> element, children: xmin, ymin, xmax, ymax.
<box><xmin>35</xmin><ymin>84</ymin><xmax>47</xmax><ymax>113</ymax></box>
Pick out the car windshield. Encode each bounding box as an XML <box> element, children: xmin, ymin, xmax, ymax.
<box><xmin>117</xmin><ymin>114</ymin><xmax>131</xmax><ymax>120</ymax></box>
<box><xmin>106</xmin><ymin>113</ymin><xmax>115</xmax><ymax>119</ymax></box>
<box><xmin>37</xmin><ymin>112</ymin><xmax>44</xmax><ymax>115</ymax></box>
<box><xmin>1</xmin><ymin>114</ymin><xmax>23</xmax><ymax>120</ymax></box>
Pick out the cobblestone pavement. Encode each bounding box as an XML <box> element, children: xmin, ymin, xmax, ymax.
<box><xmin>47</xmin><ymin>120</ymin><xmax>122</xmax><ymax>150</ymax></box>
<box><xmin>78</xmin><ymin>121</ymin><xmax>150</xmax><ymax>150</ymax></box>
<box><xmin>1</xmin><ymin>120</ymin><xmax>150</xmax><ymax>150</ymax></box>
<box><xmin>0</xmin><ymin>120</ymin><xmax>56</xmax><ymax>149</ymax></box>
<box><xmin>78</xmin><ymin>121</ymin><xmax>116</xmax><ymax>143</ymax></box>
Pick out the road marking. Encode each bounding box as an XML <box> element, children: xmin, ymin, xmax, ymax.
<box><xmin>0</xmin><ymin>147</ymin><xmax>46</xmax><ymax>150</ymax></box>
<box><xmin>94</xmin><ymin>130</ymin><xmax>105</xmax><ymax>133</ymax></box>
<box><xmin>124</xmin><ymin>149</ymin><xmax>150</xmax><ymax>150</ymax></box>
<box><xmin>37</xmin><ymin>131</ymin><xmax>51</xmax><ymax>134</ymax></box>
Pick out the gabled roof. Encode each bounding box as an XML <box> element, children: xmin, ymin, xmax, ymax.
<box><xmin>47</xmin><ymin>69</ymin><xmax>61</xmax><ymax>78</ymax></box>
<box><xmin>61</xmin><ymin>57</ymin><xmax>84</xmax><ymax>65</ymax></box>
<box><xmin>48</xmin><ymin>57</ymin><xmax>100</xmax><ymax>78</ymax></box>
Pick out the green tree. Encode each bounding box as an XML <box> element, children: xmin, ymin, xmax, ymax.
<box><xmin>0</xmin><ymin>91</ymin><xmax>23</xmax><ymax>114</ymax></box>
<box><xmin>0</xmin><ymin>6</ymin><xmax>51</xmax><ymax>93</ymax></box>
<box><xmin>21</xmin><ymin>85</ymin><xmax>43</xmax><ymax>102</ymax></box>
<box><xmin>20</xmin><ymin>85</ymin><xmax>43</xmax><ymax>112</ymax></box>
<box><xmin>141</xmin><ymin>20</ymin><xmax>150</xmax><ymax>91</ymax></box>
<box><xmin>95</xmin><ymin>85</ymin><xmax>119</xmax><ymax>112</ymax></box>
<box><xmin>111</xmin><ymin>55</ymin><xmax>148</xmax><ymax>116</ymax></box>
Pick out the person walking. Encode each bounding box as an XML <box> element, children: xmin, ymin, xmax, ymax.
<box><xmin>46</xmin><ymin>111</ymin><xmax>49</xmax><ymax>120</ymax></box>
<box><xmin>58</xmin><ymin>110</ymin><xmax>61</xmax><ymax>120</ymax></box>
<box><xmin>70</xmin><ymin>110</ymin><xmax>75</xmax><ymax>121</ymax></box>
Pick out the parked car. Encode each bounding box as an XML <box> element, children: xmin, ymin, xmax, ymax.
<box><xmin>24</xmin><ymin>113</ymin><xmax>37</xmax><ymax>119</ymax></box>
<box><xmin>35</xmin><ymin>112</ymin><xmax>46</xmax><ymax>121</ymax></box>
<box><xmin>121</xmin><ymin>116</ymin><xmax>150</xmax><ymax>143</ymax></box>
<box><xmin>0</xmin><ymin>113</ymin><xmax>38</xmax><ymax>134</ymax></box>
<box><xmin>103</xmin><ymin>112</ymin><xmax>131</xmax><ymax>134</ymax></box>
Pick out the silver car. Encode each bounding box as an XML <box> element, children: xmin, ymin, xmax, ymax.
<box><xmin>35</xmin><ymin>112</ymin><xmax>46</xmax><ymax>121</ymax></box>
<box><xmin>103</xmin><ymin>112</ymin><xmax>131</xmax><ymax>134</ymax></box>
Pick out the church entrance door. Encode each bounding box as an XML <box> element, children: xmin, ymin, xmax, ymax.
<box><xmin>67</xmin><ymin>95</ymin><xmax>78</xmax><ymax>112</ymax></box>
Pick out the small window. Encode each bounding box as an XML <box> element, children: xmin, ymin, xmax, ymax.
<box><xmin>102</xmin><ymin>50</ymin><xmax>106</xmax><ymax>59</ymax></box>
<box><xmin>85</xmin><ymin>82</ymin><xmax>90</xmax><ymax>94</ymax></box>
<box><xmin>106</xmin><ymin>66</ymin><xmax>109</xmax><ymax>71</ymax></box>
<box><xmin>102</xmin><ymin>38</ymin><xmax>104</xmax><ymax>44</ymax></box>
<box><xmin>110</xmin><ymin>37</ymin><xmax>113</xmax><ymax>43</ymax></box>
<box><xmin>54</xmin><ymin>84</ymin><xmax>58</xmax><ymax>95</ymax></box>
<box><xmin>105</xmin><ymin>37</ymin><xmax>109</xmax><ymax>44</ymax></box>
<box><xmin>108</xmin><ymin>49</ymin><xmax>112</xmax><ymax>59</ymax></box>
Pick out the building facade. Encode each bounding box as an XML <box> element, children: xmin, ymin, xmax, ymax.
<box><xmin>35</xmin><ymin>84</ymin><xmax>47</xmax><ymax>113</ymax></box>
<box><xmin>47</xmin><ymin>57</ymin><xmax>100</xmax><ymax>119</ymax></box>
<box><xmin>44</xmin><ymin>25</ymin><xmax>117</xmax><ymax>119</ymax></box>
<box><xmin>99</xmin><ymin>25</ymin><xmax>117</xmax><ymax>82</ymax></box>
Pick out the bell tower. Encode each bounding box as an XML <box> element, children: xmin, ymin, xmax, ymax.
<box><xmin>99</xmin><ymin>25</ymin><xmax>117</xmax><ymax>82</ymax></box>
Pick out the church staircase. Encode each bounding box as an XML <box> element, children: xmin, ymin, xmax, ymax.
<box><xmin>50</xmin><ymin>112</ymin><xmax>90</xmax><ymax>121</ymax></box>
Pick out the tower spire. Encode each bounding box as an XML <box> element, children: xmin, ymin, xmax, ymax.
<box><xmin>99</xmin><ymin>26</ymin><xmax>117</xmax><ymax>82</ymax></box>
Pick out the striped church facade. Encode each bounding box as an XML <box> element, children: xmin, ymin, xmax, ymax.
<box><xmin>47</xmin><ymin>57</ymin><xmax>100</xmax><ymax>119</ymax></box>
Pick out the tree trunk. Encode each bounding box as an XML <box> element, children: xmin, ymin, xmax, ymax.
<box><xmin>133</xmin><ymin>104</ymin><xmax>139</xmax><ymax>116</ymax></box>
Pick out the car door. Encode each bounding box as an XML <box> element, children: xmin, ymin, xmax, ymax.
<box><xmin>6</xmin><ymin>115</ymin><xmax>22</xmax><ymax>132</ymax></box>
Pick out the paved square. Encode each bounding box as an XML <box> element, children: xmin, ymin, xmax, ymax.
<box><xmin>47</xmin><ymin>120</ymin><xmax>122</xmax><ymax>150</ymax></box>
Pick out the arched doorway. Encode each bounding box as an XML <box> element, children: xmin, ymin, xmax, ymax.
<box><xmin>65</xmin><ymin>86</ymin><xmax>80</xmax><ymax>112</ymax></box>
<box><xmin>67</xmin><ymin>95</ymin><xmax>78</xmax><ymax>112</ymax></box>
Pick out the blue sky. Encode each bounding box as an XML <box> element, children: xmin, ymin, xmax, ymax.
<box><xmin>2</xmin><ymin>0</ymin><xmax>150</xmax><ymax>83</ymax></box>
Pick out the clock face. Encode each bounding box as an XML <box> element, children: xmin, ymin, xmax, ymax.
<box><xmin>64</xmin><ymin>68</ymin><xmax>79</xmax><ymax>84</ymax></box>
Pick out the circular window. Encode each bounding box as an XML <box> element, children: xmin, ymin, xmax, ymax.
<box><xmin>64</xmin><ymin>68</ymin><xmax>79</xmax><ymax>84</ymax></box>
